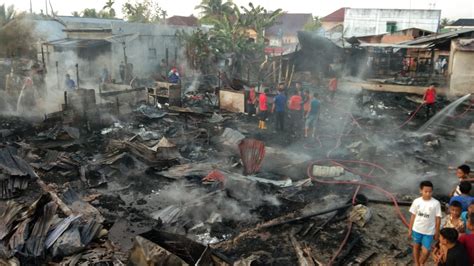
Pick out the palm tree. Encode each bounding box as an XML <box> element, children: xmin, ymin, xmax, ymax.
<box><xmin>195</xmin><ymin>0</ymin><xmax>234</xmax><ymax>23</ymax></box>
<box><xmin>0</xmin><ymin>4</ymin><xmax>16</xmax><ymax>27</ymax></box>
<box><xmin>102</xmin><ymin>0</ymin><xmax>116</xmax><ymax>18</ymax></box>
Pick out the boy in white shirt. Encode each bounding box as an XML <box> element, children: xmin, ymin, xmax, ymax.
<box><xmin>408</xmin><ymin>180</ymin><xmax>442</xmax><ymax>266</ymax></box>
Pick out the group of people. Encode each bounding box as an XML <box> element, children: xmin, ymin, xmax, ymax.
<box><xmin>409</xmin><ymin>164</ymin><xmax>473</xmax><ymax>266</ymax></box>
<box><xmin>249</xmin><ymin>80</ymin><xmax>334</xmax><ymax>138</ymax></box>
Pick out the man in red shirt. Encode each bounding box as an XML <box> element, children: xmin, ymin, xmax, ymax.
<box><xmin>459</xmin><ymin>213</ymin><xmax>474</xmax><ymax>265</ymax></box>
<box><xmin>247</xmin><ymin>87</ymin><xmax>257</xmax><ymax>116</ymax></box>
<box><xmin>288</xmin><ymin>90</ymin><xmax>303</xmax><ymax>137</ymax></box>
<box><xmin>258</xmin><ymin>89</ymin><xmax>269</xmax><ymax>129</ymax></box>
<box><xmin>423</xmin><ymin>83</ymin><xmax>436</xmax><ymax>119</ymax></box>
<box><xmin>328</xmin><ymin>76</ymin><xmax>338</xmax><ymax>100</ymax></box>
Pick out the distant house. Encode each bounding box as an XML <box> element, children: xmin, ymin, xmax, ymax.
<box><xmin>448</xmin><ymin>38</ymin><xmax>474</xmax><ymax>94</ymax></box>
<box><xmin>357</xmin><ymin>27</ymin><xmax>433</xmax><ymax>44</ymax></box>
<box><xmin>445</xmin><ymin>19</ymin><xmax>474</xmax><ymax>30</ymax></box>
<box><xmin>265</xmin><ymin>13</ymin><xmax>313</xmax><ymax>51</ymax></box>
<box><xmin>321</xmin><ymin>8</ymin><xmax>441</xmax><ymax>38</ymax></box>
<box><xmin>320</xmin><ymin>8</ymin><xmax>347</xmax><ymax>32</ymax></box>
<box><xmin>344</xmin><ymin>8</ymin><xmax>441</xmax><ymax>37</ymax></box>
<box><xmin>166</xmin><ymin>15</ymin><xmax>199</xmax><ymax>27</ymax></box>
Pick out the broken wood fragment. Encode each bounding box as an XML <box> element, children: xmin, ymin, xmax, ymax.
<box><xmin>290</xmin><ymin>234</ymin><xmax>315</xmax><ymax>266</ymax></box>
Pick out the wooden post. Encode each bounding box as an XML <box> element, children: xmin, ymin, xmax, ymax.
<box><xmin>174</xmin><ymin>46</ymin><xmax>178</xmax><ymax>63</ymax></box>
<box><xmin>166</xmin><ymin>48</ymin><xmax>169</xmax><ymax>66</ymax></box>
<box><xmin>272</xmin><ymin>60</ymin><xmax>277</xmax><ymax>84</ymax></box>
<box><xmin>247</xmin><ymin>67</ymin><xmax>250</xmax><ymax>84</ymax></box>
<box><xmin>55</xmin><ymin>61</ymin><xmax>60</xmax><ymax>91</ymax></box>
<box><xmin>41</xmin><ymin>45</ymin><xmax>46</xmax><ymax>73</ymax></box>
<box><xmin>288</xmin><ymin>64</ymin><xmax>295</xmax><ymax>88</ymax></box>
<box><xmin>64</xmin><ymin>91</ymin><xmax>68</xmax><ymax>110</ymax></box>
<box><xmin>285</xmin><ymin>58</ymin><xmax>290</xmax><ymax>84</ymax></box>
<box><xmin>75</xmin><ymin>63</ymin><xmax>79</xmax><ymax>89</ymax></box>
<box><xmin>278</xmin><ymin>53</ymin><xmax>283</xmax><ymax>84</ymax></box>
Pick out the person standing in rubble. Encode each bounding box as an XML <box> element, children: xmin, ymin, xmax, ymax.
<box><xmin>305</xmin><ymin>92</ymin><xmax>320</xmax><ymax>138</ymax></box>
<box><xmin>100</xmin><ymin>67</ymin><xmax>109</xmax><ymax>84</ymax></box>
<box><xmin>119</xmin><ymin>61</ymin><xmax>125</xmax><ymax>83</ymax></box>
<box><xmin>17</xmin><ymin>72</ymin><xmax>37</xmax><ymax>113</ymax></box>
<box><xmin>258</xmin><ymin>88</ymin><xmax>269</xmax><ymax>129</ymax></box>
<box><xmin>168</xmin><ymin>67</ymin><xmax>180</xmax><ymax>84</ymax></box>
<box><xmin>272</xmin><ymin>88</ymin><xmax>287</xmax><ymax>132</ymax></box>
<box><xmin>423</xmin><ymin>84</ymin><xmax>436</xmax><ymax>119</ymax></box>
<box><xmin>65</xmin><ymin>74</ymin><xmax>76</xmax><ymax>90</ymax></box>
<box><xmin>288</xmin><ymin>90</ymin><xmax>303</xmax><ymax>137</ymax></box>
<box><xmin>247</xmin><ymin>86</ymin><xmax>257</xmax><ymax>117</ymax></box>
<box><xmin>328</xmin><ymin>75</ymin><xmax>338</xmax><ymax>101</ymax></box>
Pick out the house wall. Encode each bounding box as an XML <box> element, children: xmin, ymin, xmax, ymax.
<box><xmin>65</xmin><ymin>31</ymin><xmax>112</xmax><ymax>40</ymax></box>
<box><xmin>344</xmin><ymin>9</ymin><xmax>441</xmax><ymax>37</ymax></box>
<box><xmin>449</xmin><ymin>42</ymin><xmax>474</xmax><ymax>95</ymax></box>
<box><xmin>268</xmin><ymin>34</ymin><xmax>298</xmax><ymax>47</ymax></box>
<box><xmin>110</xmin><ymin>22</ymin><xmax>196</xmax><ymax>80</ymax></box>
<box><xmin>321</xmin><ymin>21</ymin><xmax>343</xmax><ymax>31</ymax></box>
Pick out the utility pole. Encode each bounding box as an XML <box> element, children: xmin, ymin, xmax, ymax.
<box><xmin>30</xmin><ymin>0</ymin><xmax>33</xmax><ymax>14</ymax></box>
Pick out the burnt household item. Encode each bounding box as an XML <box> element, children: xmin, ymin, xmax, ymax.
<box><xmin>147</xmin><ymin>81</ymin><xmax>182</xmax><ymax>107</ymax></box>
<box><xmin>239</xmin><ymin>139</ymin><xmax>266</xmax><ymax>175</ymax></box>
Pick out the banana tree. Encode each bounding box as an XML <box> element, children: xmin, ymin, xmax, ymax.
<box><xmin>240</xmin><ymin>3</ymin><xmax>282</xmax><ymax>44</ymax></box>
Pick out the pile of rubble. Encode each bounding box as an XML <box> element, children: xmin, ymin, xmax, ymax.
<box><xmin>0</xmin><ymin>87</ymin><xmax>472</xmax><ymax>265</ymax></box>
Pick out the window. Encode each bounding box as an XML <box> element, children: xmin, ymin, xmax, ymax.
<box><xmin>386</xmin><ymin>22</ymin><xmax>397</xmax><ymax>33</ymax></box>
<box><xmin>148</xmin><ymin>48</ymin><xmax>157</xmax><ymax>59</ymax></box>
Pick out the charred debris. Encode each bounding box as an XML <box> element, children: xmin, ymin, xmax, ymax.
<box><xmin>0</xmin><ymin>72</ymin><xmax>472</xmax><ymax>265</ymax></box>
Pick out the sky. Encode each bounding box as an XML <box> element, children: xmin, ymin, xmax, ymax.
<box><xmin>3</xmin><ymin>0</ymin><xmax>474</xmax><ymax>20</ymax></box>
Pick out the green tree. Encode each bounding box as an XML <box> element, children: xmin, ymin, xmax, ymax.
<box><xmin>0</xmin><ymin>4</ymin><xmax>16</xmax><ymax>27</ymax></box>
<box><xmin>304</xmin><ymin>16</ymin><xmax>322</xmax><ymax>32</ymax></box>
<box><xmin>102</xmin><ymin>0</ymin><xmax>116</xmax><ymax>18</ymax></box>
<box><xmin>122</xmin><ymin>0</ymin><xmax>165</xmax><ymax>23</ymax></box>
<box><xmin>72</xmin><ymin>11</ymin><xmax>80</xmax><ymax>17</ymax></box>
<box><xmin>440</xmin><ymin>18</ymin><xmax>451</xmax><ymax>28</ymax></box>
<box><xmin>82</xmin><ymin>8</ymin><xmax>99</xmax><ymax>18</ymax></box>
<box><xmin>240</xmin><ymin>3</ymin><xmax>282</xmax><ymax>43</ymax></box>
<box><xmin>177</xmin><ymin>29</ymin><xmax>214</xmax><ymax>73</ymax></box>
<box><xmin>0</xmin><ymin>13</ymin><xmax>36</xmax><ymax>58</ymax></box>
<box><xmin>195</xmin><ymin>0</ymin><xmax>234</xmax><ymax>24</ymax></box>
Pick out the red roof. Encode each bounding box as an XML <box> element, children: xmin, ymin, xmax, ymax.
<box><xmin>166</xmin><ymin>16</ymin><xmax>199</xmax><ymax>27</ymax></box>
<box><xmin>321</xmin><ymin>8</ymin><xmax>348</xmax><ymax>22</ymax></box>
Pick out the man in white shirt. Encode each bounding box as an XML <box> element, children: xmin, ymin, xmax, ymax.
<box><xmin>408</xmin><ymin>180</ymin><xmax>442</xmax><ymax>266</ymax></box>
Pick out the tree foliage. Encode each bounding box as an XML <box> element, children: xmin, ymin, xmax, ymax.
<box><xmin>195</xmin><ymin>0</ymin><xmax>234</xmax><ymax>24</ymax></box>
<box><xmin>0</xmin><ymin>12</ymin><xmax>37</xmax><ymax>58</ymax></box>
<box><xmin>183</xmin><ymin>1</ymin><xmax>281</xmax><ymax>78</ymax></box>
<box><xmin>304</xmin><ymin>16</ymin><xmax>322</xmax><ymax>32</ymax></box>
<box><xmin>440</xmin><ymin>18</ymin><xmax>452</xmax><ymax>28</ymax></box>
<box><xmin>122</xmin><ymin>0</ymin><xmax>166</xmax><ymax>23</ymax></box>
<box><xmin>240</xmin><ymin>3</ymin><xmax>282</xmax><ymax>43</ymax></box>
<box><xmin>0</xmin><ymin>4</ymin><xmax>16</xmax><ymax>27</ymax></box>
<box><xmin>102</xmin><ymin>0</ymin><xmax>116</xmax><ymax>18</ymax></box>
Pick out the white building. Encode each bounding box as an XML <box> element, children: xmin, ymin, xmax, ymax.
<box><xmin>343</xmin><ymin>8</ymin><xmax>441</xmax><ymax>38</ymax></box>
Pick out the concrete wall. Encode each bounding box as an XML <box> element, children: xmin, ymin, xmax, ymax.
<box><xmin>65</xmin><ymin>31</ymin><xmax>112</xmax><ymax>40</ymax></box>
<box><xmin>344</xmin><ymin>9</ymin><xmax>441</xmax><ymax>37</ymax></box>
<box><xmin>449</xmin><ymin>41</ymin><xmax>474</xmax><ymax>95</ymax></box>
<box><xmin>321</xmin><ymin>21</ymin><xmax>343</xmax><ymax>31</ymax></box>
<box><xmin>110</xmin><ymin>22</ymin><xmax>196</xmax><ymax>80</ymax></box>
